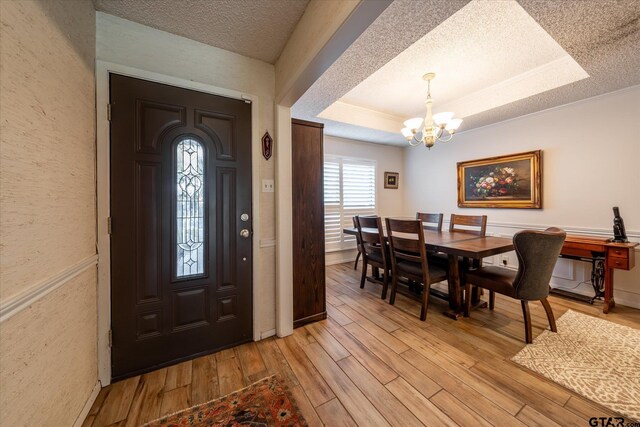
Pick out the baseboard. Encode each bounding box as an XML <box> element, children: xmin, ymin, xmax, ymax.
<box><xmin>326</xmin><ymin>256</ymin><xmax>357</xmax><ymax>266</ymax></box>
<box><xmin>259</xmin><ymin>329</ymin><xmax>276</xmax><ymax>339</ymax></box>
<box><xmin>613</xmin><ymin>289</ymin><xmax>640</xmax><ymax>310</ymax></box>
<box><xmin>293</xmin><ymin>312</ymin><xmax>327</xmax><ymax>329</ymax></box>
<box><xmin>73</xmin><ymin>380</ymin><xmax>101</xmax><ymax>427</ymax></box>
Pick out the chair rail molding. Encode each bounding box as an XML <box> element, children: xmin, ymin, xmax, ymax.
<box><xmin>0</xmin><ymin>254</ymin><xmax>98</xmax><ymax>322</ymax></box>
<box><xmin>443</xmin><ymin>219</ymin><xmax>639</xmax><ymax>241</ymax></box>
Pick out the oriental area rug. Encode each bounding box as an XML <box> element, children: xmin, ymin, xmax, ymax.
<box><xmin>143</xmin><ymin>375</ymin><xmax>308</xmax><ymax>427</ymax></box>
<box><xmin>512</xmin><ymin>309</ymin><xmax>640</xmax><ymax>421</ymax></box>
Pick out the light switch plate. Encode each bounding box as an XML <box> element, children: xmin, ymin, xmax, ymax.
<box><xmin>262</xmin><ymin>179</ymin><xmax>274</xmax><ymax>193</ymax></box>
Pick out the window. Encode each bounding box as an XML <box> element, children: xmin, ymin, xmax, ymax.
<box><xmin>176</xmin><ymin>138</ymin><xmax>205</xmax><ymax>277</ymax></box>
<box><xmin>324</xmin><ymin>156</ymin><xmax>376</xmax><ymax>251</ymax></box>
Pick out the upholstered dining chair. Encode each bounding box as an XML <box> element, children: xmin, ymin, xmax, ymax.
<box><xmin>416</xmin><ymin>212</ymin><xmax>444</xmax><ymax>231</ymax></box>
<box><xmin>385</xmin><ymin>218</ymin><xmax>448</xmax><ymax>320</ymax></box>
<box><xmin>464</xmin><ymin>227</ymin><xmax>566</xmax><ymax>343</ymax></box>
<box><xmin>355</xmin><ymin>216</ymin><xmax>390</xmax><ymax>299</ymax></box>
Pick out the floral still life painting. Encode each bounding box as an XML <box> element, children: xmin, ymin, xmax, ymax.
<box><xmin>457</xmin><ymin>150</ymin><xmax>542</xmax><ymax>209</ymax></box>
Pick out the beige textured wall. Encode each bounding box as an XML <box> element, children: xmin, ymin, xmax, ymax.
<box><xmin>0</xmin><ymin>0</ymin><xmax>96</xmax><ymax>300</ymax></box>
<box><xmin>0</xmin><ymin>0</ymin><xmax>97</xmax><ymax>425</ymax></box>
<box><xmin>0</xmin><ymin>270</ymin><xmax>98</xmax><ymax>426</ymax></box>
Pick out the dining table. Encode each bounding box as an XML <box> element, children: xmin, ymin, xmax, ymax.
<box><xmin>343</xmin><ymin>226</ymin><xmax>514</xmax><ymax>319</ymax></box>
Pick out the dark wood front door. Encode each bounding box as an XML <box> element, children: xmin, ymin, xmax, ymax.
<box><xmin>109</xmin><ymin>74</ymin><xmax>252</xmax><ymax>380</ymax></box>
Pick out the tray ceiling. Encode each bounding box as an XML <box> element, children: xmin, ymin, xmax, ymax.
<box><xmin>293</xmin><ymin>0</ymin><xmax>640</xmax><ymax>146</ymax></box>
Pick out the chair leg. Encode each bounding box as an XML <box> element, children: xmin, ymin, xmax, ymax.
<box><xmin>381</xmin><ymin>269</ymin><xmax>389</xmax><ymax>300</ymax></box>
<box><xmin>354</xmin><ymin>252</ymin><xmax>361</xmax><ymax>270</ymax></box>
<box><xmin>540</xmin><ymin>298</ymin><xmax>557</xmax><ymax>332</ymax></box>
<box><xmin>389</xmin><ymin>271</ymin><xmax>400</xmax><ymax>305</ymax></box>
<box><xmin>420</xmin><ymin>283</ymin><xmax>429</xmax><ymax>321</ymax></box>
<box><xmin>521</xmin><ymin>300</ymin><xmax>533</xmax><ymax>344</ymax></box>
<box><xmin>464</xmin><ymin>282</ymin><xmax>472</xmax><ymax>317</ymax></box>
<box><xmin>359</xmin><ymin>260</ymin><xmax>367</xmax><ymax>289</ymax></box>
<box><xmin>489</xmin><ymin>290</ymin><xmax>495</xmax><ymax>310</ymax></box>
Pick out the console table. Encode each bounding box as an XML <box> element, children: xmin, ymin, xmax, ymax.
<box><xmin>555</xmin><ymin>235</ymin><xmax>637</xmax><ymax>313</ymax></box>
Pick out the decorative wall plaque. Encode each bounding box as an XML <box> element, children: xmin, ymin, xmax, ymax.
<box><xmin>262</xmin><ymin>131</ymin><xmax>273</xmax><ymax>160</ymax></box>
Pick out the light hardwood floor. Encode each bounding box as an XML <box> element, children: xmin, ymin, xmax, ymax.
<box><xmin>84</xmin><ymin>263</ymin><xmax>640</xmax><ymax>426</ymax></box>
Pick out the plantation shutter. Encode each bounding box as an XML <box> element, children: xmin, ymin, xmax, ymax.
<box><xmin>324</xmin><ymin>156</ymin><xmax>376</xmax><ymax>251</ymax></box>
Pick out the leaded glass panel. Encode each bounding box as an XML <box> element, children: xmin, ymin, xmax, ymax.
<box><xmin>176</xmin><ymin>138</ymin><xmax>205</xmax><ymax>277</ymax></box>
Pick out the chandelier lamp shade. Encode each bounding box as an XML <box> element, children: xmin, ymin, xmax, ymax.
<box><xmin>401</xmin><ymin>73</ymin><xmax>463</xmax><ymax>149</ymax></box>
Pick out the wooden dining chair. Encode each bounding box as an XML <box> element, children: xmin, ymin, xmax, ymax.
<box><xmin>416</xmin><ymin>212</ymin><xmax>444</xmax><ymax>231</ymax></box>
<box><xmin>352</xmin><ymin>216</ymin><xmax>362</xmax><ymax>270</ymax></box>
<box><xmin>417</xmin><ymin>212</ymin><xmax>445</xmax><ymax>269</ymax></box>
<box><xmin>464</xmin><ymin>227</ymin><xmax>566</xmax><ymax>343</ymax></box>
<box><xmin>355</xmin><ymin>216</ymin><xmax>390</xmax><ymax>299</ymax></box>
<box><xmin>449</xmin><ymin>214</ymin><xmax>487</xmax><ymax>236</ymax></box>
<box><xmin>430</xmin><ymin>214</ymin><xmax>488</xmax><ymax>265</ymax></box>
<box><xmin>427</xmin><ymin>213</ymin><xmax>489</xmax><ymax>307</ymax></box>
<box><xmin>385</xmin><ymin>218</ymin><xmax>448</xmax><ymax>320</ymax></box>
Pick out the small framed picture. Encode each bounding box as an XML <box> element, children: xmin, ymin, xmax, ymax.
<box><xmin>384</xmin><ymin>172</ymin><xmax>399</xmax><ymax>189</ymax></box>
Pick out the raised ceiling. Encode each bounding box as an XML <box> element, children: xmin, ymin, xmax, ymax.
<box><xmin>93</xmin><ymin>0</ymin><xmax>310</xmax><ymax>63</ymax></box>
<box><xmin>293</xmin><ymin>0</ymin><xmax>640</xmax><ymax>146</ymax></box>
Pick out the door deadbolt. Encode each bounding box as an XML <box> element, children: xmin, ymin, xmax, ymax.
<box><xmin>240</xmin><ymin>213</ymin><xmax>249</xmax><ymax>221</ymax></box>
<box><xmin>240</xmin><ymin>229</ymin><xmax>250</xmax><ymax>238</ymax></box>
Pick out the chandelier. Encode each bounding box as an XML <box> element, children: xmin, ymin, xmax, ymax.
<box><xmin>401</xmin><ymin>73</ymin><xmax>463</xmax><ymax>149</ymax></box>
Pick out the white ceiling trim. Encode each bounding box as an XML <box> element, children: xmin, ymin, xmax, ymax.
<box><xmin>318</xmin><ymin>101</ymin><xmax>405</xmax><ymax>134</ymax></box>
<box><xmin>439</xmin><ymin>55</ymin><xmax>589</xmax><ymax>119</ymax></box>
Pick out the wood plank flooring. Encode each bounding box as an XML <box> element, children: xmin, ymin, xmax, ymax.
<box><xmin>84</xmin><ymin>263</ymin><xmax>640</xmax><ymax>426</ymax></box>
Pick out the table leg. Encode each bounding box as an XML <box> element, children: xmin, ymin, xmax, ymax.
<box><xmin>470</xmin><ymin>258</ymin><xmax>489</xmax><ymax>306</ymax></box>
<box><xmin>461</xmin><ymin>257</ymin><xmax>469</xmax><ymax>309</ymax></box>
<box><xmin>444</xmin><ymin>254</ymin><xmax>462</xmax><ymax>320</ymax></box>
<box><xmin>469</xmin><ymin>259</ymin><xmax>488</xmax><ymax>310</ymax></box>
<box><xmin>603</xmin><ymin>265</ymin><xmax>615</xmax><ymax>314</ymax></box>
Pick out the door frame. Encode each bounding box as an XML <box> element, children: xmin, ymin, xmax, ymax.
<box><xmin>96</xmin><ymin>61</ymin><xmax>261</xmax><ymax>385</ymax></box>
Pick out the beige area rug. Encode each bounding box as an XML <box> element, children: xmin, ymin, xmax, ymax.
<box><xmin>512</xmin><ymin>310</ymin><xmax>640</xmax><ymax>421</ymax></box>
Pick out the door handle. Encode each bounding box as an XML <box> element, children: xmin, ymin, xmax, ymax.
<box><xmin>240</xmin><ymin>229</ymin><xmax>250</xmax><ymax>238</ymax></box>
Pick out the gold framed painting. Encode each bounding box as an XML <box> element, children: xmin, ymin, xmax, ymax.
<box><xmin>457</xmin><ymin>150</ymin><xmax>542</xmax><ymax>209</ymax></box>
<box><xmin>384</xmin><ymin>172</ymin><xmax>399</xmax><ymax>189</ymax></box>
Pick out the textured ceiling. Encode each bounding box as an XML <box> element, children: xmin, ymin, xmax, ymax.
<box><xmin>333</xmin><ymin>1</ymin><xmax>588</xmax><ymax>123</ymax></box>
<box><xmin>293</xmin><ymin>0</ymin><xmax>640</xmax><ymax>145</ymax></box>
<box><xmin>93</xmin><ymin>0</ymin><xmax>309</xmax><ymax>63</ymax></box>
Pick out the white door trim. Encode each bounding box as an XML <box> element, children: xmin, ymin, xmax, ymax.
<box><xmin>274</xmin><ymin>106</ymin><xmax>293</xmax><ymax>337</ymax></box>
<box><xmin>96</xmin><ymin>60</ymin><xmax>262</xmax><ymax>385</ymax></box>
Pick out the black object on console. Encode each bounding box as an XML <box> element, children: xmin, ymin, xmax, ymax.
<box><xmin>612</xmin><ymin>206</ymin><xmax>628</xmax><ymax>243</ymax></box>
